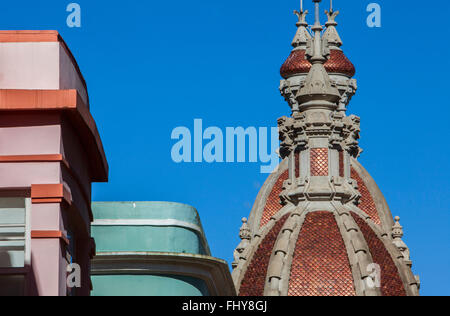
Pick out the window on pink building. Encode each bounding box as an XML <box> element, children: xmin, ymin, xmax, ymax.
<box><xmin>0</xmin><ymin>197</ymin><xmax>31</xmax><ymax>296</ymax></box>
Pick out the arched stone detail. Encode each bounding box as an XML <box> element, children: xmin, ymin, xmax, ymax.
<box><xmin>351</xmin><ymin>212</ymin><xmax>407</xmax><ymax>296</ymax></box>
<box><xmin>264</xmin><ymin>210</ymin><xmax>304</xmax><ymax>296</ymax></box>
<box><xmin>239</xmin><ymin>213</ymin><xmax>291</xmax><ymax>296</ymax></box>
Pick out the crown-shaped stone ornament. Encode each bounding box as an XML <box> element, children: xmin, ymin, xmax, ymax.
<box><xmin>323</xmin><ymin>10</ymin><xmax>342</xmax><ymax>48</ymax></box>
<box><xmin>292</xmin><ymin>9</ymin><xmax>312</xmax><ymax>48</ymax></box>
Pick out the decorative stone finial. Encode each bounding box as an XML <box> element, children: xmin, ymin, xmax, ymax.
<box><xmin>239</xmin><ymin>218</ymin><xmax>251</xmax><ymax>240</ymax></box>
<box><xmin>232</xmin><ymin>218</ymin><xmax>252</xmax><ymax>269</ymax></box>
<box><xmin>292</xmin><ymin>9</ymin><xmax>312</xmax><ymax>49</ymax></box>
<box><xmin>323</xmin><ymin>9</ymin><xmax>343</xmax><ymax>48</ymax></box>
<box><xmin>392</xmin><ymin>216</ymin><xmax>404</xmax><ymax>239</ymax></box>
<box><xmin>392</xmin><ymin>216</ymin><xmax>412</xmax><ymax>267</ymax></box>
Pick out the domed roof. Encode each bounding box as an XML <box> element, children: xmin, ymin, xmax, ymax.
<box><xmin>233</xmin><ymin>159</ymin><xmax>419</xmax><ymax>296</ymax></box>
<box><xmin>280</xmin><ymin>49</ymin><xmax>311</xmax><ymax>79</ymax></box>
<box><xmin>233</xmin><ymin>2</ymin><xmax>419</xmax><ymax>297</ymax></box>
<box><xmin>280</xmin><ymin>49</ymin><xmax>355</xmax><ymax>79</ymax></box>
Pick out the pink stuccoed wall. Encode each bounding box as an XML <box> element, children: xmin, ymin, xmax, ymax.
<box><xmin>0</xmin><ymin>41</ymin><xmax>88</xmax><ymax>105</ymax></box>
<box><xmin>0</xmin><ymin>118</ymin><xmax>94</xmax><ymax>296</ymax></box>
<box><xmin>0</xmin><ymin>31</ymin><xmax>107</xmax><ymax>296</ymax></box>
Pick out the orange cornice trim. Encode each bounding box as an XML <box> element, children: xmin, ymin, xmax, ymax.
<box><xmin>0</xmin><ymin>89</ymin><xmax>108</xmax><ymax>182</ymax></box>
<box><xmin>0</xmin><ymin>154</ymin><xmax>66</xmax><ymax>165</ymax></box>
<box><xmin>31</xmin><ymin>184</ymin><xmax>63</xmax><ymax>199</ymax></box>
<box><xmin>0</xmin><ymin>30</ymin><xmax>59</xmax><ymax>43</ymax></box>
<box><xmin>31</xmin><ymin>184</ymin><xmax>72</xmax><ymax>206</ymax></box>
<box><xmin>31</xmin><ymin>230</ymin><xmax>70</xmax><ymax>245</ymax></box>
<box><xmin>0</xmin><ymin>89</ymin><xmax>78</xmax><ymax>110</ymax></box>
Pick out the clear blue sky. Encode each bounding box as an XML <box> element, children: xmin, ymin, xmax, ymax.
<box><xmin>2</xmin><ymin>0</ymin><xmax>449</xmax><ymax>296</ymax></box>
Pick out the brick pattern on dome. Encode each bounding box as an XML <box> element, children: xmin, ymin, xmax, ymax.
<box><xmin>339</xmin><ymin>151</ymin><xmax>344</xmax><ymax>177</ymax></box>
<box><xmin>259</xmin><ymin>170</ymin><xmax>289</xmax><ymax>228</ymax></box>
<box><xmin>280</xmin><ymin>49</ymin><xmax>311</xmax><ymax>79</ymax></box>
<box><xmin>351</xmin><ymin>212</ymin><xmax>407</xmax><ymax>296</ymax></box>
<box><xmin>288</xmin><ymin>211</ymin><xmax>356</xmax><ymax>296</ymax></box>
<box><xmin>280</xmin><ymin>49</ymin><xmax>355</xmax><ymax>79</ymax></box>
<box><xmin>351</xmin><ymin>167</ymin><xmax>381</xmax><ymax>225</ymax></box>
<box><xmin>311</xmin><ymin>148</ymin><xmax>328</xmax><ymax>176</ymax></box>
<box><xmin>324</xmin><ymin>50</ymin><xmax>356</xmax><ymax>77</ymax></box>
<box><xmin>239</xmin><ymin>213</ymin><xmax>291</xmax><ymax>296</ymax></box>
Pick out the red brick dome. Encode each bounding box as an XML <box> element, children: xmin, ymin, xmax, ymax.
<box><xmin>280</xmin><ymin>49</ymin><xmax>311</xmax><ymax>79</ymax></box>
<box><xmin>280</xmin><ymin>49</ymin><xmax>355</xmax><ymax>79</ymax></box>
<box><xmin>235</xmin><ymin>159</ymin><xmax>416</xmax><ymax>296</ymax></box>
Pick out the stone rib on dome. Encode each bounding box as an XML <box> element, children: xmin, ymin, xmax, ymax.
<box><xmin>239</xmin><ymin>213</ymin><xmax>291</xmax><ymax>296</ymax></box>
<box><xmin>351</xmin><ymin>212</ymin><xmax>407</xmax><ymax>296</ymax></box>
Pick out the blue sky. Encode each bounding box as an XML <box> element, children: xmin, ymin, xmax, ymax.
<box><xmin>2</xmin><ymin>0</ymin><xmax>449</xmax><ymax>296</ymax></box>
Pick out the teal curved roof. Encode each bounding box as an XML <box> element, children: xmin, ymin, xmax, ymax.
<box><xmin>92</xmin><ymin>202</ymin><xmax>210</xmax><ymax>255</ymax></box>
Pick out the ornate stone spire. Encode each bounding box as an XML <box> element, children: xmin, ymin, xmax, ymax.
<box><xmin>296</xmin><ymin>0</ymin><xmax>340</xmax><ymax>110</ymax></box>
<box><xmin>232</xmin><ymin>1</ymin><xmax>419</xmax><ymax>296</ymax></box>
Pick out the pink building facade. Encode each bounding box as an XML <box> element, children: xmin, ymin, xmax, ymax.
<box><xmin>0</xmin><ymin>31</ymin><xmax>108</xmax><ymax>296</ymax></box>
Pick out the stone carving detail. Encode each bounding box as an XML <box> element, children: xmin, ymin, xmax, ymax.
<box><xmin>232</xmin><ymin>218</ymin><xmax>252</xmax><ymax>269</ymax></box>
<box><xmin>279</xmin><ymin>81</ymin><xmax>300</xmax><ymax>114</ymax></box>
<box><xmin>338</xmin><ymin>78</ymin><xmax>358</xmax><ymax>111</ymax></box>
<box><xmin>277</xmin><ymin>98</ymin><xmax>363</xmax><ymax>206</ymax></box>
<box><xmin>278</xmin><ymin>114</ymin><xmax>309</xmax><ymax>159</ymax></box>
<box><xmin>323</xmin><ymin>10</ymin><xmax>342</xmax><ymax>48</ymax></box>
<box><xmin>342</xmin><ymin>114</ymin><xmax>362</xmax><ymax>158</ymax></box>
<box><xmin>292</xmin><ymin>10</ymin><xmax>311</xmax><ymax>48</ymax></box>
<box><xmin>392</xmin><ymin>216</ymin><xmax>412</xmax><ymax>267</ymax></box>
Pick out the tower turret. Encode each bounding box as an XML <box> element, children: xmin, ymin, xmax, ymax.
<box><xmin>232</xmin><ymin>0</ymin><xmax>419</xmax><ymax>297</ymax></box>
